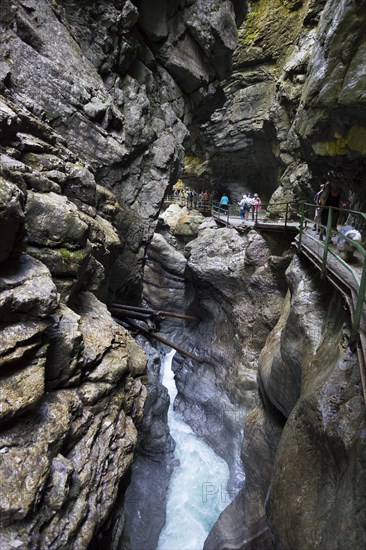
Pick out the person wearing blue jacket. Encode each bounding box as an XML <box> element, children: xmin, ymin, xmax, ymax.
<box><xmin>220</xmin><ymin>193</ymin><xmax>229</xmax><ymax>211</ymax></box>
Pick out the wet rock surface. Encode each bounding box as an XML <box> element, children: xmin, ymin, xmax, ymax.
<box><xmin>188</xmin><ymin>0</ymin><xmax>366</xmax><ymax>212</ymax></box>
<box><xmin>142</xmin><ymin>205</ymin><xmax>290</xmax><ymax>503</ymax></box>
<box><xmin>261</xmin><ymin>259</ymin><xmax>366</xmax><ymax>549</ymax></box>
<box><xmin>0</xmin><ymin>95</ymin><xmax>149</xmax><ymax>547</ymax></box>
<box><xmin>208</xmin><ymin>256</ymin><xmax>366</xmax><ymax>549</ymax></box>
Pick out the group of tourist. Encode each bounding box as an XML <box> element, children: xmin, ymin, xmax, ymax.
<box><xmin>238</xmin><ymin>193</ymin><xmax>262</xmax><ymax>221</ymax></box>
<box><xmin>173</xmin><ymin>189</ymin><xmax>212</xmax><ymax>209</ymax></box>
<box><xmin>219</xmin><ymin>192</ymin><xmax>262</xmax><ymax>221</ymax></box>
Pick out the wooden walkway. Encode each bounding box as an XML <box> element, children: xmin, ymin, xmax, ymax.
<box><xmin>295</xmin><ymin>228</ymin><xmax>366</xmax><ymax>403</ymax></box>
<box><xmin>213</xmin><ymin>214</ymin><xmax>299</xmax><ymax>232</ymax></box>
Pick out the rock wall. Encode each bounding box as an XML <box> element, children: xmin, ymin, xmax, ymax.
<box><xmin>1</xmin><ymin>0</ymin><xmax>245</xmax><ymax>300</ymax></box>
<box><xmin>187</xmin><ymin>0</ymin><xmax>366</xmax><ymax>210</ymax></box>
<box><xmin>0</xmin><ymin>96</ymin><xmax>148</xmax><ymax>548</ymax></box>
<box><xmin>205</xmin><ymin>255</ymin><xmax>366</xmax><ymax>549</ymax></box>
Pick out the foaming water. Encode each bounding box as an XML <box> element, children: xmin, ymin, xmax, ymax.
<box><xmin>157</xmin><ymin>350</ymin><xmax>231</xmax><ymax>550</ymax></box>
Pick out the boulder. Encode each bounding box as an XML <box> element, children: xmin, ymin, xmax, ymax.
<box><xmin>0</xmin><ymin>358</ymin><xmax>46</xmax><ymax>423</ymax></box>
<box><xmin>25</xmin><ymin>191</ymin><xmax>89</xmax><ymax>249</ymax></box>
<box><xmin>0</xmin><ymin>254</ymin><xmax>58</xmax><ymax>321</ymax></box>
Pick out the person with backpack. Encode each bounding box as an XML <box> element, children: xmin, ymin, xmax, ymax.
<box><xmin>239</xmin><ymin>195</ymin><xmax>246</xmax><ymax>220</ymax></box>
<box><xmin>239</xmin><ymin>195</ymin><xmax>250</xmax><ymax>220</ymax></box>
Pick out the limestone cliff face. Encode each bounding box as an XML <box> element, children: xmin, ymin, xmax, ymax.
<box><xmin>0</xmin><ymin>1</ymin><xmax>243</xmax><ymax>547</ymax></box>
<box><xmin>0</xmin><ymin>97</ymin><xmax>148</xmax><ymax>548</ymax></box>
<box><xmin>188</xmin><ymin>0</ymin><xmax>366</xmax><ymax>211</ymax></box>
<box><xmin>205</xmin><ymin>255</ymin><xmax>366</xmax><ymax>549</ymax></box>
<box><xmin>1</xmin><ymin>0</ymin><xmax>245</xmax><ymax>299</ymax></box>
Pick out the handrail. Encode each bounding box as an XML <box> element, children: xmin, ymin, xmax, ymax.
<box><xmin>164</xmin><ymin>195</ymin><xmax>212</xmax><ymax>211</ymax></box>
<box><xmin>298</xmin><ymin>201</ymin><xmax>366</xmax><ymax>337</ymax></box>
<box><xmin>212</xmin><ymin>202</ymin><xmax>230</xmax><ymax>224</ymax></box>
<box><xmin>211</xmin><ymin>200</ymin><xmax>298</xmax><ymax>226</ymax></box>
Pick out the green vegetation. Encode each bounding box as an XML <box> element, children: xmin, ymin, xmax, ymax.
<box><xmin>242</xmin><ymin>8</ymin><xmax>261</xmax><ymax>45</ymax></box>
<box><xmin>59</xmin><ymin>247</ymin><xmax>86</xmax><ymax>264</ymax></box>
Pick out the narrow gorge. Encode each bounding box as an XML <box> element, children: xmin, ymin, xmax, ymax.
<box><xmin>0</xmin><ymin>1</ymin><xmax>365</xmax><ymax>549</ymax></box>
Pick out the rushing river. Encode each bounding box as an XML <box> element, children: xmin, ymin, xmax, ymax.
<box><xmin>157</xmin><ymin>350</ymin><xmax>231</xmax><ymax>550</ymax></box>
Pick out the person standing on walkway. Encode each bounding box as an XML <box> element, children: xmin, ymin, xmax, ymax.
<box><xmin>239</xmin><ymin>195</ymin><xmax>247</xmax><ymax>220</ymax></box>
<box><xmin>319</xmin><ymin>179</ymin><xmax>342</xmax><ymax>240</ymax></box>
<box><xmin>252</xmin><ymin>193</ymin><xmax>261</xmax><ymax>221</ymax></box>
<box><xmin>220</xmin><ymin>193</ymin><xmax>229</xmax><ymax>211</ymax></box>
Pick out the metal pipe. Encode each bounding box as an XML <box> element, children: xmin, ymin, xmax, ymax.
<box><xmin>110</xmin><ymin>303</ymin><xmax>198</xmax><ymax>321</ymax></box>
<box><xmin>113</xmin><ymin>317</ymin><xmax>204</xmax><ymax>363</ymax></box>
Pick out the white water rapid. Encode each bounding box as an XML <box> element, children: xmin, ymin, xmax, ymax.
<box><xmin>157</xmin><ymin>350</ymin><xmax>232</xmax><ymax>550</ymax></box>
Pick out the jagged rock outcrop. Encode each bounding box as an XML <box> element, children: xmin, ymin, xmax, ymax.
<box><xmin>1</xmin><ymin>0</ymin><xmax>246</xmax><ymax>299</ymax></box>
<box><xmin>187</xmin><ymin>0</ymin><xmax>366</xmax><ymax>212</ymax></box>
<box><xmin>142</xmin><ymin>205</ymin><xmax>293</xmax><ymax>495</ymax></box>
<box><xmin>0</xmin><ymin>96</ymin><xmax>148</xmax><ymax>548</ymax></box>
<box><xmin>206</xmin><ymin>255</ymin><xmax>366</xmax><ymax>549</ymax></box>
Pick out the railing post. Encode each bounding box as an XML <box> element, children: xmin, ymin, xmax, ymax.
<box><xmin>298</xmin><ymin>202</ymin><xmax>304</xmax><ymax>250</ymax></box>
<box><xmin>285</xmin><ymin>202</ymin><xmax>289</xmax><ymax>228</ymax></box>
<box><xmin>321</xmin><ymin>207</ymin><xmax>333</xmax><ymax>278</ymax></box>
<box><xmin>227</xmin><ymin>205</ymin><xmax>230</xmax><ymax>225</ymax></box>
<box><xmin>352</xmin><ymin>260</ymin><xmax>366</xmax><ymax>337</ymax></box>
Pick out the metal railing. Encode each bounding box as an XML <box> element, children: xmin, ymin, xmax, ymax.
<box><xmin>298</xmin><ymin>202</ymin><xmax>366</xmax><ymax>337</ymax></box>
<box><xmin>211</xmin><ymin>201</ymin><xmax>298</xmax><ymax>227</ymax></box>
<box><xmin>164</xmin><ymin>195</ymin><xmax>212</xmax><ymax>213</ymax></box>
<box><xmin>212</xmin><ymin>201</ymin><xmax>230</xmax><ymax>224</ymax></box>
